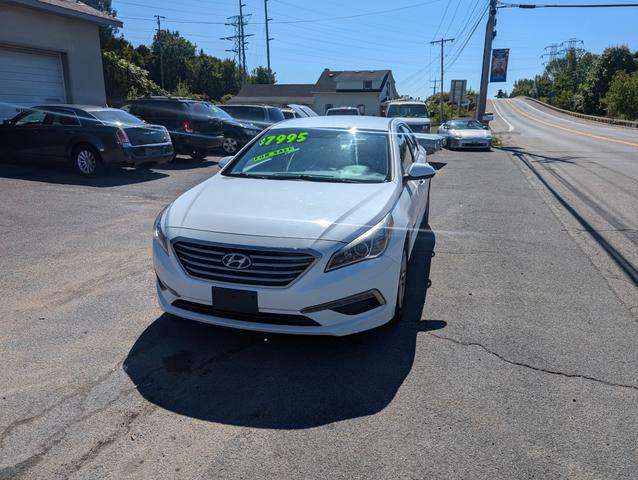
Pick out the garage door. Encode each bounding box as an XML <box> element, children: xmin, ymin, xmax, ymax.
<box><xmin>0</xmin><ymin>47</ymin><xmax>66</xmax><ymax>120</ymax></box>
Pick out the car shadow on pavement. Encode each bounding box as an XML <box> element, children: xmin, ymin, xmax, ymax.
<box><xmin>0</xmin><ymin>159</ymin><xmax>169</xmax><ymax>187</ymax></box>
<box><xmin>155</xmin><ymin>155</ymin><xmax>220</xmax><ymax>171</ymax></box>
<box><xmin>124</xmin><ymin>223</ymin><xmax>443</xmax><ymax>429</ymax></box>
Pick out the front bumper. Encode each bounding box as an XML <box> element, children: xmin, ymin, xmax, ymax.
<box><xmin>449</xmin><ymin>138</ymin><xmax>491</xmax><ymax>149</ymax></box>
<box><xmin>153</xmin><ymin>232</ymin><xmax>403</xmax><ymax>336</ymax></box>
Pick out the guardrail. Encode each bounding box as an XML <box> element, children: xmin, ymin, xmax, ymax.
<box><xmin>523</xmin><ymin>96</ymin><xmax>638</xmax><ymax>129</ymax></box>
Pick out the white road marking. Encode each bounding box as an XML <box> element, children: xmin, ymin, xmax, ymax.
<box><xmin>491</xmin><ymin>99</ymin><xmax>514</xmax><ymax>132</ymax></box>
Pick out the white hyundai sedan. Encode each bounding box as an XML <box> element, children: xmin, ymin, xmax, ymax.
<box><xmin>153</xmin><ymin>116</ymin><xmax>435</xmax><ymax>336</ymax></box>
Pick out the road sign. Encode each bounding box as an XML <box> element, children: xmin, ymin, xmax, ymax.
<box><xmin>450</xmin><ymin>80</ymin><xmax>467</xmax><ymax>104</ymax></box>
<box><xmin>490</xmin><ymin>49</ymin><xmax>510</xmax><ymax>82</ymax></box>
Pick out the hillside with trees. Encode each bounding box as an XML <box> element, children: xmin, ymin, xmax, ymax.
<box><xmin>510</xmin><ymin>45</ymin><xmax>638</xmax><ymax>120</ymax></box>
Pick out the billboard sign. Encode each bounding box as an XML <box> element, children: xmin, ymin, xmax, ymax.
<box><xmin>490</xmin><ymin>48</ymin><xmax>510</xmax><ymax>82</ymax></box>
<box><xmin>450</xmin><ymin>79</ymin><xmax>467</xmax><ymax>104</ymax></box>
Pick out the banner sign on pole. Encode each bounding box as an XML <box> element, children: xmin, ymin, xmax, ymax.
<box><xmin>490</xmin><ymin>48</ymin><xmax>509</xmax><ymax>83</ymax></box>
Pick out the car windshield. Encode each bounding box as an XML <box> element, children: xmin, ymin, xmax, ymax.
<box><xmin>91</xmin><ymin>109</ymin><xmax>144</xmax><ymax>126</ymax></box>
<box><xmin>386</xmin><ymin>104</ymin><xmax>428</xmax><ymax>118</ymax></box>
<box><xmin>224</xmin><ymin>127</ymin><xmax>390</xmax><ymax>183</ymax></box>
<box><xmin>448</xmin><ymin>120</ymin><xmax>484</xmax><ymax>129</ymax></box>
<box><xmin>327</xmin><ymin>109</ymin><xmax>358</xmax><ymax>116</ymax></box>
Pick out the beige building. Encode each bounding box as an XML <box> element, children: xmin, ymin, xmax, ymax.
<box><xmin>228</xmin><ymin>69</ymin><xmax>399</xmax><ymax>116</ymax></box>
<box><xmin>0</xmin><ymin>0</ymin><xmax>121</xmax><ymax>119</ymax></box>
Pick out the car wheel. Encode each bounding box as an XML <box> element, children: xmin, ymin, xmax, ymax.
<box><xmin>222</xmin><ymin>135</ymin><xmax>240</xmax><ymax>155</ymax></box>
<box><xmin>393</xmin><ymin>246</ymin><xmax>409</xmax><ymax>322</ymax></box>
<box><xmin>73</xmin><ymin>145</ymin><xmax>103</xmax><ymax>176</ymax></box>
<box><xmin>190</xmin><ymin>149</ymin><xmax>207</xmax><ymax>160</ymax></box>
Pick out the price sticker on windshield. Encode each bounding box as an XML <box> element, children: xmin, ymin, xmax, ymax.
<box><xmin>250</xmin><ymin>145</ymin><xmax>299</xmax><ymax>164</ymax></box>
<box><xmin>259</xmin><ymin>131</ymin><xmax>308</xmax><ymax>147</ymax></box>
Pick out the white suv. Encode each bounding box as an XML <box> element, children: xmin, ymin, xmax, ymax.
<box><xmin>385</xmin><ymin>101</ymin><xmax>431</xmax><ymax>133</ymax></box>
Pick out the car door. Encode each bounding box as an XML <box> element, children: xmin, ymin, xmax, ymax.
<box><xmin>396</xmin><ymin>125</ymin><xmax>421</xmax><ymax>247</ymax></box>
<box><xmin>406</xmin><ymin>129</ymin><xmax>430</xmax><ymax>222</ymax></box>
<box><xmin>9</xmin><ymin>109</ymin><xmax>48</xmax><ymax>159</ymax></box>
<box><xmin>40</xmin><ymin>108</ymin><xmax>80</xmax><ymax>160</ymax></box>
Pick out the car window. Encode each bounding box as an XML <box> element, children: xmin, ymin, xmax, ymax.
<box><xmin>266</xmin><ymin>107</ymin><xmax>285</xmax><ymax>122</ymax></box>
<box><xmin>45</xmin><ymin>109</ymin><xmax>80</xmax><ymax>126</ymax></box>
<box><xmin>203</xmin><ymin>104</ymin><xmax>233</xmax><ymax>120</ymax></box>
<box><xmin>90</xmin><ymin>109</ymin><xmax>145</xmax><ymax>126</ymax></box>
<box><xmin>14</xmin><ymin>110</ymin><xmax>47</xmax><ymax>126</ymax></box>
<box><xmin>387</xmin><ymin>104</ymin><xmax>429</xmax><ymax>118</ymax></box>
<box><xmin>397</xmin><ymin>126</ymin><xmax>415</xmax><ymax>174</ymax></box>
<box><xmin>238</xmin><ymin>107</ymin><xmax>266</xmax><ymax>121</ymax></box>
<box><xmin>224</xmin><ymin>127</ymin><xmax>390</xmax><ymax>183</ymax></box>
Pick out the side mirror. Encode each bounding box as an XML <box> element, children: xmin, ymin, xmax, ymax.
<box><xmin>406</xmin><ymin>163</ymin><xmax>436</xmax><ymax>181</ymax></box>
<box><xmin>218</xmin><ymin>156</ymin><xmax>233</xmax><ymax>169</ymax></box>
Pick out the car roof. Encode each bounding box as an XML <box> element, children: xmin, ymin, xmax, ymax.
<box><xmin>222</xmin><ymin>104</ymin><xmax>272</xmax><ymax>108</ymax></box>
<box><xmin>327</xmin><ymin>106</ymin><xmax>358</xmax><ymax>110</ymax></box>
<box><xmin>33</xmin><ymin>104</ymin><xmax>103</xmax><ymax>111</ymax></box>
<box><xmin>271</xmin><ymin>116</ymin><xmax>394</xmax><ymax>131</ymax></box>
<box><xmin>387</xmin><ymin>101</ymin><xmax>426</xmax><ymax>105</ymax></box>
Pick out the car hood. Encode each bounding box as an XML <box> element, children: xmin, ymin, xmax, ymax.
<box><xmin>449</xmin><ymin>129</ymin><xmax>491</xmax><ymax>138</ymax></box>
<box><xmin>165</xmin><ymin>175</ymin><xmax>399</xmax><ymax>243</ymax></box>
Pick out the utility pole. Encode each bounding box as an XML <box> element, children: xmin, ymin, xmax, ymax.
<box><xmin>430</xmin><ymin>37</ymin><xmax>454</xmax><ymax>123</ymax></box>
<box><xmin>477</xmin><ymin>0</ymin><xmax>497</xmax><ymax>123</ymax></box>
<box><xmin>222</xmin><ymin>4</ymin><xmax>252</xmax><ymax>84</ymax></box>
<box><xmin>430</xmin><ymin>79</ymin><xmax>439</xmax><ymax>96</ymax></box>
<box><xmin>264</xmin><ymin>0</ymin><xmax>274</xmax><ymax>82</ymax></box>
<box><xmin>154</xmin><ymin>15</ymin><xmax>166</xmax><ymax>89</ymax></box>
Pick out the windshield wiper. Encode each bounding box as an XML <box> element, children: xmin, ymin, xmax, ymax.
<box><xmin>268</xmin><ymin>173</ymin><xmax>360</xmax><ymax>183</ymax></box>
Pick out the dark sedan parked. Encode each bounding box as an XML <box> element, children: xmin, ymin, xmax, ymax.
<box><xmin>0</xmin><ymin>105</ymin><xmax>173</xmax><ymax>176</ymax></box>
<box><xmin>123</xmin><ymin>98</ymin><xmax>224</xmax><ymax>160</ymax></box>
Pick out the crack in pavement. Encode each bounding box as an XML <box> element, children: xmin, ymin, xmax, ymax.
<box><xmin>428</xmin><ymin>333</ymin><xmax>638</xmax><ymax>392</ymax></box>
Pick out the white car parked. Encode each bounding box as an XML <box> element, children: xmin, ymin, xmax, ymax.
<box><xmin>153</xmin><ymin>116</ymin><xmax>435</xmax><ymax>336</ymax></box>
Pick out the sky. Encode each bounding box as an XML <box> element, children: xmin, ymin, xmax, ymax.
<box><xmin>114</xmin><ymin>0</ymin><xmax>638</xmax><ymax>98</ymax></box>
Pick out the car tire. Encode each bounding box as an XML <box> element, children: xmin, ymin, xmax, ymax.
<box><xmin>72</xmin><ymin>145</ymin><xmax>103</xmax><ymax>177</ymax></box>
<box><xmin>392</xmin><ymin>246</ymin><xmax>409</xmax><ymax>322</ymax></box>
<box><xmin>190</xmin><ymin>149</ymin><xmax>207</xmax><ymax>161</ymax></box>
<box><xmin>222</xmin><ymin>135</ymin><xmax>241</xmax><ymax>155</ymax></box>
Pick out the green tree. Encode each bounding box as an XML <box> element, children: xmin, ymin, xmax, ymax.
<box><xmin>102</xmin><ymin>51</ymin><xmax>164</xmax><ymax>105</ymax></box>
<box><xmin>149</xmin><ymin>30</ymin><xmax>197</xmax><ymax>91</ymax></box>
<box><xmin>582</xmin><ymin>46</ymin><xmax>636</xmax><ymax>114</ymax></box>
<box><xmin>495</xmin><ymin>89</ymin><xmax>507</xmax><ymax>98</ymax></box>
<box><xmin>250</xmin><ymin>67</ymin><xmax>276</xmax><ymax>84</ymax></box>
<box><xmin>602</xmin><ymin>70</ymin><xmax>638</xmax><ymax>120</ymax></box>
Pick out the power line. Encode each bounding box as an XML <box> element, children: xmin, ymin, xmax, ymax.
<box><xmin>499</xmin><ymin>2</ymin><xmax>638</xmax><ymax>7</ymax></box>
<box><xmin>445</xmin><ymin>4</ymin><xmax>490</xmax><ymax>71</ymax></box>
<box><xmin>270</xmin><ymin>0</ymin><xmax>444</xmax><ymax>24</ymax></box>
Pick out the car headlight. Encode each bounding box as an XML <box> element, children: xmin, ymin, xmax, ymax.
<box><xmin>325</xmin><ymin>214</ymin><xmax>394</xmax><ymax>272</ymax></box>
<box><xmin>153</xmin><ymin>206</ymin><xmax>169</xmax><ymax>254</ymax></box>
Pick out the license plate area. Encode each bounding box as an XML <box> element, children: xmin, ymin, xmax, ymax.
<box><xmin>212</xmin><ymin>287</ymin><xmax>258</xmax><ymax>314</ymax></box>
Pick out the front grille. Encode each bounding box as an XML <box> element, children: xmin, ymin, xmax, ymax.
<box><xmin>173</xmin><ymin>240</ymin><xmax>317</xmax><ymax>287</ymax></box>
<box><xmin>172</xmin><ymin>300</ymin><xmax>320</xmax><ymax>326</ymax></box>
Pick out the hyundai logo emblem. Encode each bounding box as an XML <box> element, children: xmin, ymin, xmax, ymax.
<box><xmin>221</xmin><ymin>253</ymin><xmax>252</xmax><ymax>270</ymax></box>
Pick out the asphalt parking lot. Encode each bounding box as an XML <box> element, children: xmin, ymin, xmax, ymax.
<box><xmin>1</xmin><ymin>143</ymin><xmax>637</xmax><ymax>479</ymax></box>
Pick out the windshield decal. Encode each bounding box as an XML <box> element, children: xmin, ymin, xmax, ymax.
<box><xmin>258</xmin><ymin>131</ymin><xmax>308</xmax><ymax>146</ymax></box>
<box><xmin>250</xmin><ymin>145</ymin><xmax>299</xmax><ymax>164</ymax></box>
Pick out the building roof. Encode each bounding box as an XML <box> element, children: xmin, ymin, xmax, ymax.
<box><xmin>227</xmin><ymin>83</ymin><xmax>315</xmax><ymax>105</ymax></box>
<box><xmin>8</xmin><ymin>0</ymin><xmax>122</xmax><ymax>27</ymax></box>
<box><xmin>315</xmin><ymin>69</ymin><xmax>391</xmax><ymax>92</ymax></box>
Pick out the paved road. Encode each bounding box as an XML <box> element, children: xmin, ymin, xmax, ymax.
<box><xmin>1</xmin><ymin>121</ymin><xmax>637</xmax><ymax>479</ymax></box>
<box><xmin>491</xmin><ymin>97</ymin><xmax>638</xmax><ymax>312</ymax></box>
